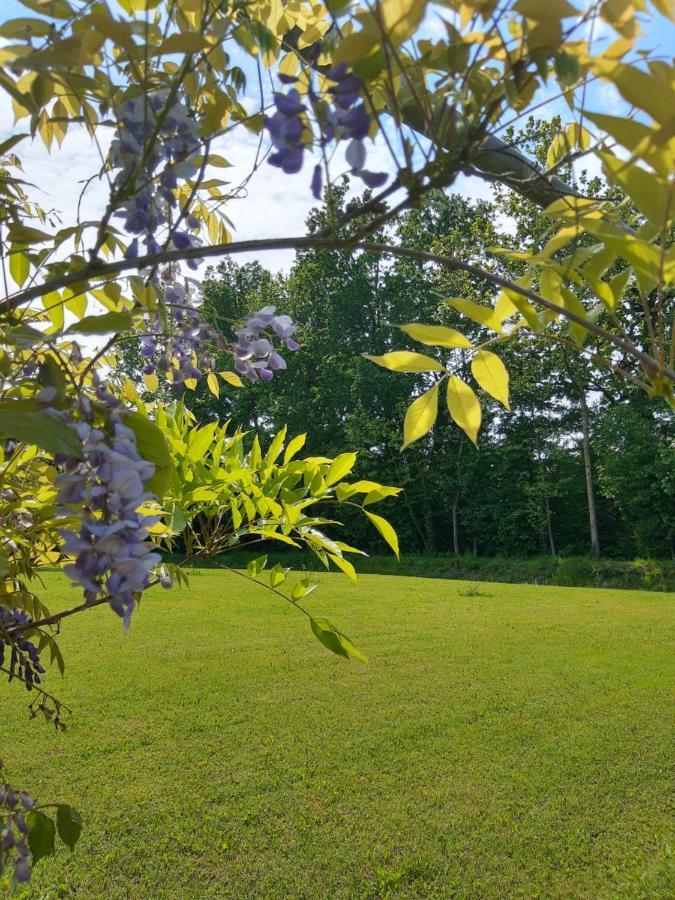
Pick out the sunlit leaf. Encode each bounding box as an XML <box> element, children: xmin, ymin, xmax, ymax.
<box><xmin>446</xmin><ymin>376</ymin><xmax>481</xmax><ymax>446</ymax></box>
<box><xmin>325</xmin><ymin>451</ymin><xmax>357</xmax><ymax>485</ymax></box>
<box><xmin>446</xmin><ymin>299</ymin><xmax>502</xmax><ymax>333</ymax></box>
<box><xmin>219</xmin><ymin>370</ymin><xmax>243</xmax><ymax>388</ymax></box>
<box><xmin>365</xmin><ymin>351</ymin><xmax>445</xmax><ymax>372</ymax></box>
<box><xmin>471</xmin><ymin>350</ymin><xmax>510</xmax><ymax>410</ymax></box>
<box><xmin>398</xmin><ymin>322</ymin><xmax>472</xmax><ymax>349</ymax></box>
<box><xmin>328</xmin><ymin>552</ymin><xmax>357</xmax><ymax>582</ymax></box>
<box><xmin>402</xmin><ymin>382</ymin><xmax>439</xmax><ymax>450</ymax></box>
<box><xmin>207</xmin><ymin>372</ymin><xmax>220</xmax><ymax>397</ymax></box>
<box><xmin>363</xmin><ymin>509</ymin><xmax>400</xmax><ymax>559</ymax></box>
<box><xmin>284</xmin><ymin>433</ymin><xmax>306</xmax><ymax>464</ymax></box>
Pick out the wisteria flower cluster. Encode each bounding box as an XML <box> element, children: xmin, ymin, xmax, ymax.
<box><xmin>0</xmin><ymin>779</ymin><xmax>34</xmax><ymax>884</ymax></box>
<box><xmin>140</xmin><ymin>264</ymin><xmax>226</xmax><ymax>387</ymax></box>
<box><xmin>0</xmin><ymin>607</ymin><xmax>45</xmax><ymax>690</ymax></box>
<box><xmin>55</xmin><ymin>378</ymin><xmax>160</xmax><ymax>627</ymax></box>
<box><xmin>110</xmin><ymin>94</ymin><xmax>300</xmax><ymax>388</ymax></box>
<box><xmin>110</xmin><ymin>92</ymin><xmax>203</xmax><ymax>264</ymax></box>
<box><xmin>232</xmin><ymin>306</ymin><xmax>299</xmax><ymax>382</ymax></box>
<box><xmin>265</xmin><ymin>64</ymin><xmax>387</xmax><ymax>198</ymax></box>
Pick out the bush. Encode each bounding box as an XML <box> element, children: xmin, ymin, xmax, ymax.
<box><xmin>171</xmin><ymin>551</ymin><xmax>674</xmax><ymax>592</ymax></box>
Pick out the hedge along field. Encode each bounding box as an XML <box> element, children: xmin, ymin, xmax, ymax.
<box><xmin>1</xmin><ymin>570</ymin><xmax>673</xmax><ymax>899</ymax></box>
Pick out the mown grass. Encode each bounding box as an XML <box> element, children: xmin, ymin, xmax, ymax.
<box><xmin>1</xmin><ymin>571</ymin><xmax>673</xmax><ymax>899</ymax></box>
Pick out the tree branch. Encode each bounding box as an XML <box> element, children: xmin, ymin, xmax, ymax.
<box><xmin>3</xmin><ymin>234</ymin><xmax>670</xmax><ymax>382</ymax></box>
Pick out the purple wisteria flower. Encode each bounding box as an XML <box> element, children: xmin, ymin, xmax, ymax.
<box><xmin>265</xmin><ymin>64</ymin><xmax>387</xmax><ymax>198</ymax></box>
<box><xmin>0</xmin><ymin>780</ymin><xmax>34</xmax><ymax>884</ymax></box>
<box><xmin>55</xmin><ymin>379</ymin><xmax>160</xmax><ymax>627</ymax></box>
<box><xmin>0</xmin><ymin>607</ymin><xmax>45</xmax><ymax>690</ymax></box>
<box><xmin>232</xmin><ymin>306</ymin><xmax>299</xmax><ymax>382</ymax></box>
<box><xmin>266</xmin><ymin>89</ymin><xmax>307</xmax><ymax>175</ymax></box>
<box><xmin>110</xmin><ymin>92</ymin><xmax>203</xmax><ymax>261</ymax></box>
<box><xmin>109</xmin><ymin>92</ymin><xmax>300</xmax><ymax>390</ymax></box>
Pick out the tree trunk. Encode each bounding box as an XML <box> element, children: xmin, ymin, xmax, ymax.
<box><xmin>579</xmin><ymin>390</ymin><xmax>600</xmax><ymax>558</ymax></box>
<box><xmin>544</xmin><ymin>492</ymin><xmax>556</xmax><ymax>557</ymax></box>
<box><xmin>452</xmin><ymin>493</ymin><xmax>460</xmax><ymax>556</ymax></box>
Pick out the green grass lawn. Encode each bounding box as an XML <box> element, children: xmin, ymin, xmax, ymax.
<box><xmin>2</xmin><ymin>571</ymin><xmax>673</xmax><ymax>899</ymax></box>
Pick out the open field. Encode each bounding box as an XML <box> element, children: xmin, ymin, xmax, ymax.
<box><xmin>1</xmin><ymin>571</ymin><xmax>673</xmax><ymax>899</ymax></box>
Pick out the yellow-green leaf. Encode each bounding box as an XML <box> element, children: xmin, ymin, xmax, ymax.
<box><xmin>9</xmin><ymin>246</ymin><xmax>29</xmax><ymax>287</ymax></box>
<box><xmin>363</xmin><ymin>509</ymin><xmax>400</xmax><ymax>560</ymax></box>
<box><xmin>398</xmin><ymin>322</ymin><xmax>472</xmax><ymax>349</ymax></box>
<box><xmin>219</xmin><ymin>370</ymin><xmax>243</xmax><ymax>388</ymax></box>
<box><xmin>310</xmin><ymin>616</ymin><xmax>367</xmax><ymax>663</ymax></box>
<box><xmin>601</xmin><ymin>153</ymin><xmax>672</xmax><ymax>230</ymax></box>
<box><xmin>402</xmin><ymin>382</ymin><xmax>439</xmax><ymax>450</ymax></box>
<box><xmin>379</xmin><ymin>0</ymin><xmax>429</xmax><ymax>44</ymax></box>
<box><xmin>471</xmin><ymin>351</ymin><xmax>510</xmax><ymax>410</ymax></box>
<box><xmin>284</xmin><ymin>433</ymin><xmax>306</xmax><ymax>464</ymax></box>
<box><xmin>266</xmin><ymin>426</ymin><xmax>287</xmax><ymax>465</ymax></box>
<box><xmin>446</xmin><ymin>299</ymin><xmax>502</xmax><ymax>333</ymax></box>
<box><xmin>446</xmin><ymin>376</ymin><xmax>481</xmax><ymax>446</ymax></box>
<box><xmin>328</xmin><ymin>552</ymin><xmax>357</xmax><ymax>582</ymax></box>
<box><xmin>560</xmin><ymin>286</ymin><xmax>589</xmax><ymax>345</ymax></box>
<box><xmin>325</xmin><ymin>452</ymin><xmax>357</xmax><ymax>486</ymax></box>
<box><xmin>143</xmin><ymin>371</ymin><xmax>159</xmax><ymax>393</ymax></box>
<box><xmin>365</xmin><ymin>351</ymin><xmax>445</xmax><ymax>372</ymax></box>
<box><xmin>207</xmin><ymin>372</ymin><xmax>220</xmax><ymax>398</ymax></box>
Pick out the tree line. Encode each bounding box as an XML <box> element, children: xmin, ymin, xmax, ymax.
<box><xmin>121</xmin><ymin>121</ymin><xmax>674</xmax><ymax>561</ymax></box>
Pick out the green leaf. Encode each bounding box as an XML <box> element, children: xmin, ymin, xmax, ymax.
<box><xmin>364</xmin><ymin>351</ymin><xmax>446</xmax><ymax>372</ymax></box>
<box><xmin>446</xmin><ymin>299</ymin><xmax>502</xmax><ymax>333</ymax></box>
<box><xmin>269</xmin><ymin>563</ymin><xmax>288</xmax><ymax>588</ymax></box>
<box><xmin>42</xmin><ymin>291</ymin><xmax>64</xmax><ymax>331</ymax></box>
<box><xmin>446</xmin><ymin>376</ymin><xmax>481</xmax><ymax>446</ymax></box>
<box><xmin>219</xmin><ymin>370</ymin><xmax>243</xmax><ymax>388</ymax></box>
<box><xmin>4</xmin><ymin>323</ymin><xmax>47</xmax><ymax>348</ymax></box>
<box><xmin>363</xmin><ymin>509</ymin><xmax>400</xmax><ymax>559</ymax></box>
<box><xmin>327</xmin><ymin>552</ymin><xmax>357</xmax><ymax>582</ymax></box>
<box><xmin>56</xmin><ymin>805</ymin><xmax>82</xmax><ymax>852</ymax></box>
<box><xmin>65</xmin><ymin>311</ymin><xmax>133</xmax><ymax>335</ymax></box>
<box><xmin>600</xmin><ymin>153</ymin><xmax>672</xmax><ymax>230</ymax></box>
<box><xmin>9</xmin><ymin>245</ymin><xmax>29</xmax><ymax>287</ymax></box>
<box><xmin>187</xmin><ymin>422</ymin><xmax>217</xmax><ymax>460</ymax></box>
<box><xmin>265</xmin><ymin>426</ymin><xmax>287</xmax><ymax>465</ymax></box>
<box><xmin>325</xmin><ymin>452</ymin><xmax>357</xmax><ymax>486</ymax></box>
<box><xmin>310</xmin><ymin>616</ymin><xmax>367</xmax><ymax>663</ymax></box>
<box><xmin>402</xmin><ymin>383</ymin><xmax>439</xmax><ymax>450</ymax></box>
<box><xmin>0</xmin><ymin>402</ymin><xmax>82</xmax><ymax>457</ymax></box>
<box><xmin>7</xmin><ymin>223</ymin><xmax>51</xmax><ymax>243</ymax></box>
<box><xmin>156</xmin><ymin>33</ymin><xmax>212</xmax><ymax>54</ymax></box>
<box><xmin>124</xmin><ymin>412</ymin><xmax>173</xmax><ymax>499</ymax></box>
<box><xmin>560</xmin><ymin>287</ymin><xmax>590</xmax><ymax>345</ymax></box>
<box><xmin>27</xmin><ymin>810</ymin><xmax>55</xmax><ymax>863</ymax></box>
<box><xmin>291</xmin><ymin>578</ymin><xmax>318</xmax><ymax>601</ymax></box>
<box><xmin>284</xmin><ymin>433</ymin><xmax>306</xmax><ymax>464</ymax></box>
<box><xmin>206</xmin><ymin>372</ymin><xmax>219</xmax><ymax>397</ymax></box>
<box><xmin>398</xmin><ymin>323</ymin><xmax>472</xmax><ymax>349</ymax></box>
<box><xmin>247</xmin><ymin>555</ymin><xmax>268</xmax><ymax>579</ymax></box>
<box><xmin>471</xmin><ymin>350</ymin><xmax>510</xmax><ymax>410</ymax></box>
<box><xmin>380</xmin><ymin>0</ymin><xmax>429</xmax><ymax>44</ymax></box>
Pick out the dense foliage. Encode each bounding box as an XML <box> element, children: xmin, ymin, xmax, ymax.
<box><xmin>167</xmin><ymin>177</ymin><xmax>673</xmax><ymax>559</ymax></box>
<box><xmin>0</xmin><ymin>0</ymin><xmax>673</xmax><ymax>886</ymax></box>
